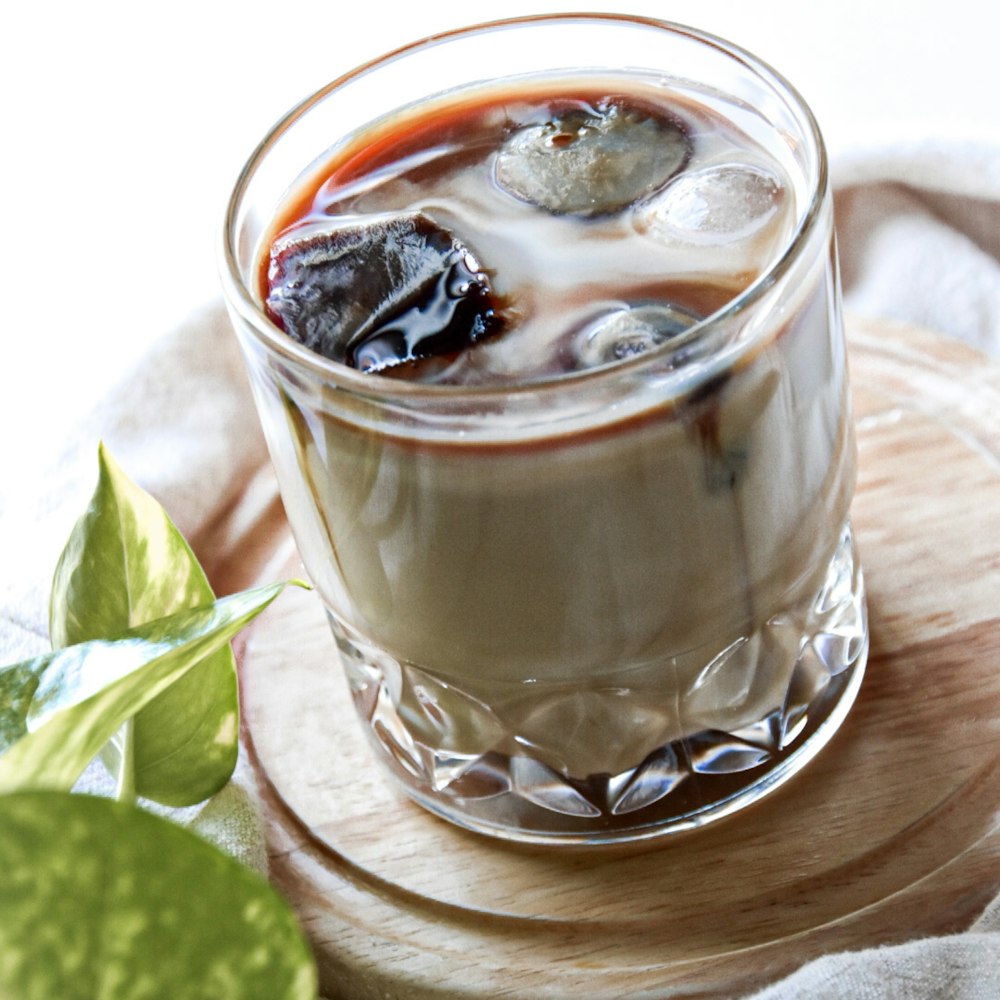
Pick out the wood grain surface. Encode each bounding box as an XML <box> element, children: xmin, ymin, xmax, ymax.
<box><xmin>213</xmin><ymin>317</ymin><xmax>1000</xmax><ymax>999</ymax></box>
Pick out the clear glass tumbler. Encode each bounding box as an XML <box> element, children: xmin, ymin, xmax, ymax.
<box><xmin>220</xmin><ymin>14</ymin><xmax>868</xmax><ymax>845</ymax></box>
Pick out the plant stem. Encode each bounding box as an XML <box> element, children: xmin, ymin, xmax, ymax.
<box><xmin>115</xmin><ymin>720</ymin><xmax>136</xmax><ymax>803</ymax></box>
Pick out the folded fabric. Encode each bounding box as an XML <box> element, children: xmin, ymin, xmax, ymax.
<box><xmin>833</xmin><ymin>138</ymin><xmax>1000</xmax><ymax>360</ymax></box>
<box><xmin>742</xmin><ymin>906</ymin><xmax>1000</xmax><ymax>1000</ymax></box>
<box><xmin>2</xmin><ymin>137</ymin><xmax>998</xmax><ymax>996</ymax></box>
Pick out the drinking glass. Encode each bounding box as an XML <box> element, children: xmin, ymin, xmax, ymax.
<box><xmin>220</xmin><ymin>14</ymin><xmax>868</xmax><ymax>845</ymax></box>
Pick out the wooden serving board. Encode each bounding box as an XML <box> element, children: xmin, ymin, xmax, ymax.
<box><xmin>211</xmin><ymin>317</ymin><xmax>1000</xmax><ymax>999</ymax></box>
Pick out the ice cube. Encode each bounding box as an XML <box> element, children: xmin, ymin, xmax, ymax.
<box><xmin>495</xmin><ymin>96</ymin><xmax>690</xmax><ymax>217</ymax></box>
<box><xmin>641</xmin><ymin>164</ymin><xmax>784</xmax><ymax>244</ymax></box>
<box><xmin>572</xmin><ymin>303</ymin><xmax>701</xmax><ymax>370</ymax></box>
<box><xmin>266</xmin><ymin>213</ymin><xmax>504</xmax><ymax>374</ymax></box>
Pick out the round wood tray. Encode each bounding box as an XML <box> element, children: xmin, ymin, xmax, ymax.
<box><xmin>221</xmin><ymin>317</ymin><xmax>1000</xmax><ymax>999</ymax></box>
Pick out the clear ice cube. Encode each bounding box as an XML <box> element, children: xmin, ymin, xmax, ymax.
<box><xmin>642</xmin><ymin>163</ymin><xmax>784</xmax><ymax>244</ymax></box>
<box><xmin>495</xmin><ymin>97</ymin><xmax>690</xmax><ymax>217</ymax></box>
<box><xmin>572</xmin><ymin>304</ymin><xmax>701</xmax><ymax>370</ymax></box>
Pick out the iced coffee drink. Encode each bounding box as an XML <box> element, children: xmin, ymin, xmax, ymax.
<box><xmin>222</xmin><ymin>16</ymin><xmax>868</xmax><ymax>843</ymax></box>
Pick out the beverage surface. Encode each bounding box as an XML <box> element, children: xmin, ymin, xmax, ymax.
<box><xmin>261</xmin><ymin>74</ymin><xmax>798</xmax><ymax>385</ymax></box>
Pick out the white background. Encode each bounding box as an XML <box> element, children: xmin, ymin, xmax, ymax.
<box><xmin>1</xmin><ymin>0</ymin><xmax>995</xmax><ymax>479</ymax></box>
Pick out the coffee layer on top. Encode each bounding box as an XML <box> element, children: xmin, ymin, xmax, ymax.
<box><xmin>262</xmin><ymin>77</ymin><xmax>796</xmax><ymax>385</ymax></box>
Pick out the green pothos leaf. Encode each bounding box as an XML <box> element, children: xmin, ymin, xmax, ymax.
<box><xmin>0</xmin><ymin>790</ymin><xmax>317</xmax><ymax>999</ymax></box>
<box><xmin>0</xmin><ymin>660</ymin><xmax>47</xmax><ymax>750</ymax></box>
<box><xmin>49</xmin><ymin>443</ymin><xmax>238</xmax><ymax>806</ymax></box>
<box><xmin>0</xmin><ymin>584</ymin><xmax>297</xmax><ymax>795</ymax></box>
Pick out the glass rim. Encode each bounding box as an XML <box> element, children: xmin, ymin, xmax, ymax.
<box><xmin>219</xmin><ymin>11</ymin><xmax>830</xmax><ymax>401</ymax></box>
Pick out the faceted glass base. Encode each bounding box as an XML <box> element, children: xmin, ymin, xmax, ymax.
<box><xmin>332</xmin><ymin>523</ymin><xmax>868</xmax><ymax>845</ymax></box>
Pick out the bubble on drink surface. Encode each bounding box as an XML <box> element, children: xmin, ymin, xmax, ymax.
<box><xmin>641</xmin><ymin>163</ymin><xmax>785</xmax><ymax>244</ymax></box>
<box><xmin>266</xmin><ymin>213</ymin><xmax>504</xmax><ymax>375</ymax></box>
<box><xmin>495</xmin><ymin>96</ymin><xmax>691</xmax><ymax>217</ymax></box>
<box><xmin>572</xmin><ymin>303</ymin><xmax>701</xmax><ymax>370</ymax></box>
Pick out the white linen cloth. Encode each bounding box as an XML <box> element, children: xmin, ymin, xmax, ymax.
<box><xmin>1</xmin><ymin>141</ymin><xmax>998</xmax><ymax>996</ymax></box>
<box><xmin>834</xmin><ymin>139</ymin><xmax>1000</xmax><ymax>359</ymax></box>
